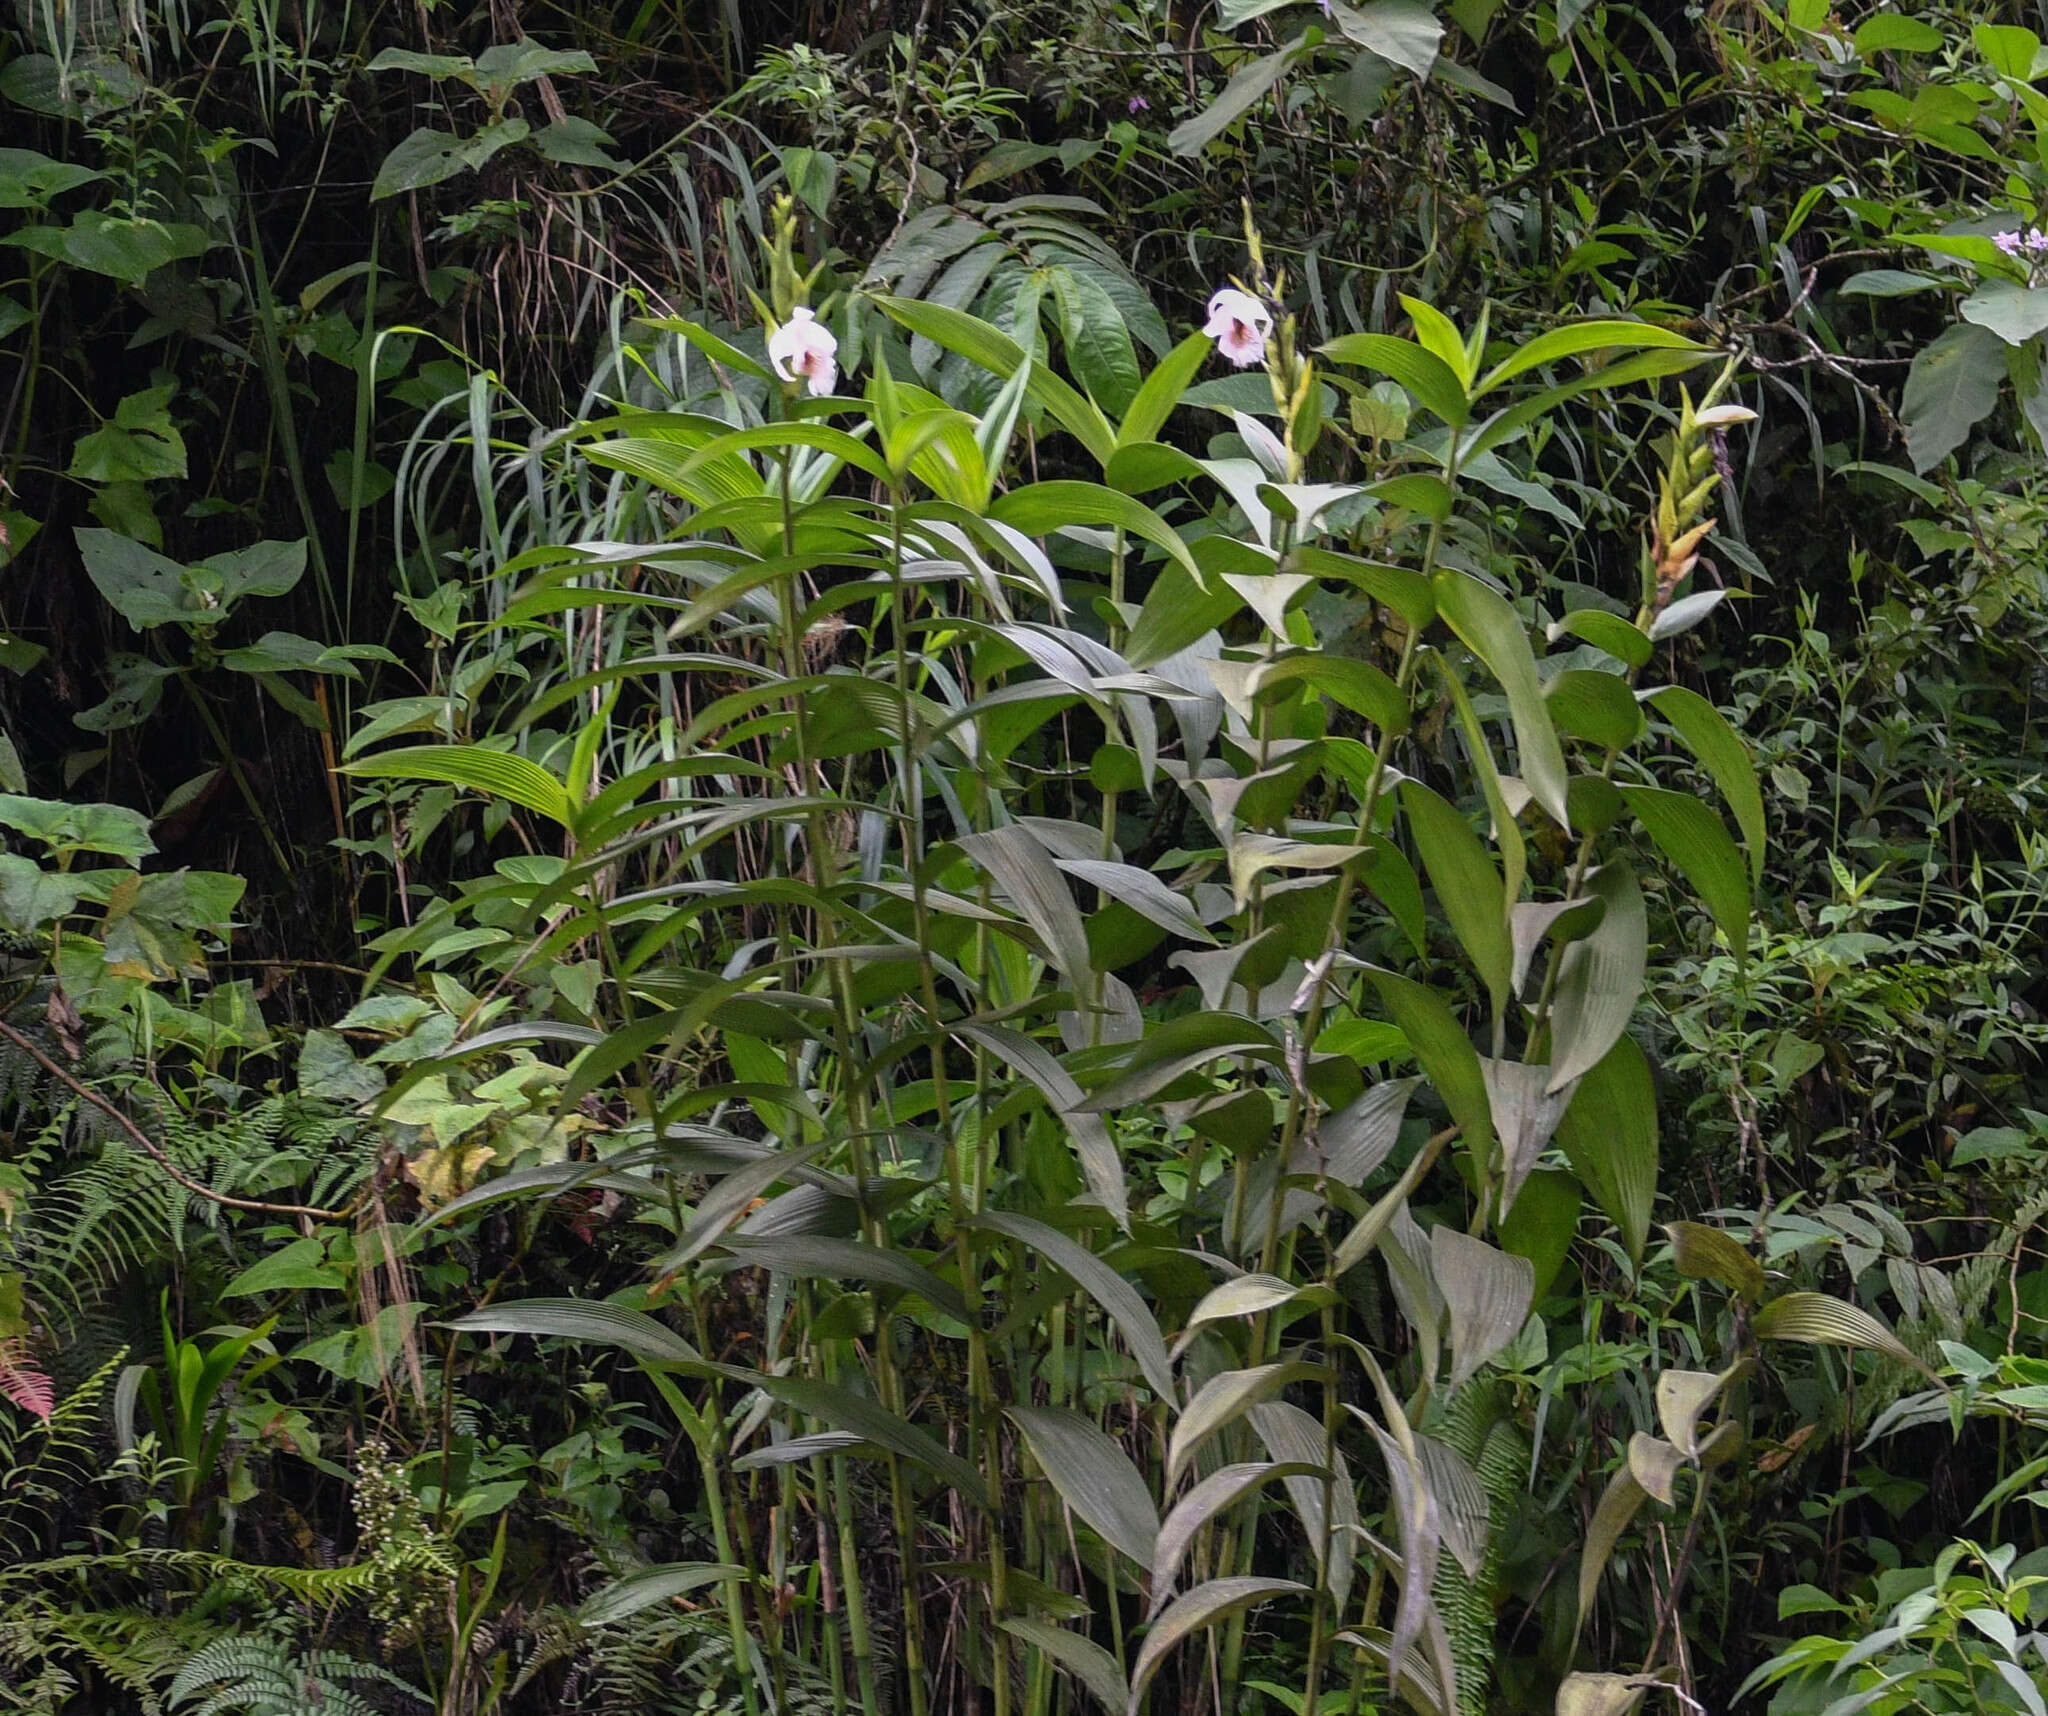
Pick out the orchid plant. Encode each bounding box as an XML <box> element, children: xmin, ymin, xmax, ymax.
<box><xmin>343</xmin><ymin>199</ymin><xmax>1917</xmax><ymax>1716</ymax></box>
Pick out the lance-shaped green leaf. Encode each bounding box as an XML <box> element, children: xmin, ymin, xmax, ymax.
<box><xmin>720</xmin><ymin>1235</ymin><xmax>969</xmax><ymax>1324</ymax></box>
<box><xmin>1172</xmin><ymin>1274</ymin><xmax>1306</xmax><ymax>1359</ymax></box>
<box><xmin>1575</xmin><ymin>1463</ymin><xmax>1649</xmax><ymax>1635</ymax></box>
<box><xmin>1150</xmin><ymin>1462</ymin><xmax>1319</xmax><ymax>1610</ymax></box>
<box><xmin>1227</xmin><ymin>832</ymin><xmax>1373</xmax><ymax>907</ymax></box>
<box><xmin>959</xmin><ymin>824</ymin><xmax>1094</xmax><ymax>982</ymax></box>
<box><xmin>1752</xmin><ymin>1292</ymin><xmax>1936</xmax><ymax>1378</ymax></box>
<box><xmin>1477</xmin><ymin>320</ymin><xmax>1708</xmax><ymax>394</ymax></box>
<box><xmin>1620</xmin><ymin>783</ymin><xmax>1749</xmax><ymax>960</ymax></box>
<box><xmin>658</xmin><ymin>1140</ymin><xmax>831</xmax><ymax>1271</ymax></box>
<box><xmin>339</xmin><ymin>744</ymin><xmax>573</xmax><ymax>828</ymax></box>
<box><xmin>445</xmin><ymin>1298</ymin><xmax>700</xmax><ymax>1365</ymax></box>
<box><xmin>1167</xmin><ymin>1361</ymin><xmax>1322</xmax><ymax>1486</ymax></box>
<box><xmin>1434</xmin><ymin>572</ymin><xmax>1571</xmax><ymax>830</ymax></box>
<box><xmin>1545</xmin><ymin>670</ymin><xmax>1643</xmax><ymax>750</ymax></box>
<box><xmin>1548</xmin><ymin>608</ymin><xmax>1652</xmax><ymax>670</ymax></box>
<box><xmin>1319</xmin><ymin>333</ymin><xmax>1470</xmax><ymax>426</ymax></box>
<box><xmin>1166</xmin><ymin>33</ymin><xmax>1313</xmax><ymax>155</ymax></box>
<box><xmin>1128</xmin><ymin>1578</ymin><xmax>1307</xmax><ymax>1713</ymax></box>
<box><xmin>1058</xmin><ymin>857</ymin><xmax>1216</xmax><ymax>944</ymax></box>
<box><xmin>990</xmin><ymin>480</ymin><xmax>1203</xmax><ymax>584</ymax></box>
<box><xmin>1248</xmin><ymin>650</ymin><xmax>1409</xmax><ymax>737</ymax></box>
<box><xmin>1554</xmin><ymin>1034</ymin><xmax>1658</xmax><ymax>1267</ymax></box>
<box><xmin>1546</xmin><ymin>861</ymin><xmax>1646</xmax><ymax>1094</ymax></box>
<box><xmin>1665</xmin><ymin>1221</ymin><xmax>1764</xmax><ymax>1301</ymax></box>
<box><xmin>874</xmin><ymin>295</ymin><xmax>1116</xmax><ymax>464</ymax></box>
<box><xmin>972</xmin><ymin>1210</ymin><xmax>1174</xmax><ymax>1399</ymax></box>
<box><xmin>742</xmin><ymin>1372</ymin><xmax>990</xmax><ymax>1507</ymax></box>
<box><xmin>1252</xmin><ymin>1399</ymin><xmax>1358</xmax><ymax>1613</ymax></box>
<box><xmin>580</xmin><ymin>1563</ymin><xmax>746</xmax><ymax>1626</ymax></box>
<box><xmin>1642</xmin><ymin>685</ymin><xmax>1766</xmax><ymax>888</ymax></box>
<box><xmin>1401</xmin><ymin>781</ymin><xmax>1512</xmax><ymax>1018</ymax></box>
<box><xmin>956</xmin><ymin>1024</ymin><xmax>1128</xmax><ymax>1227</ymax></box>
<box><xmin>1291</xmin><ymin>544</ymin><xmax>1435</xmax><ymax>629</ymax></box>
<box><xmin>1432</xmin><ymin>1227</ymin><xmax>1535</xmax><ymax>1392</ymax></box>
<box><xmin>1000</xmin><ymin>1617</ymin><xmax>1129</xmax><ymax>1716</ymax></box>
<box><xmin>1366</xmin><ymin>969</ymin><xmax>1494</xmax><ymax>1166</ymax></box>
<box><xmin>1118</xmin><ymin>329</ymin><xmax>1214</xmax><ymax>447</ymax></box>
<box><xmin>1010</xmin><ymin>1405</ymin><xmax>1160</xmax><ymax>1567</ymax></box>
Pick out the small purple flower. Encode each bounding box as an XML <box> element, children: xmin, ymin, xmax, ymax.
<box><xmin>1128</xmin><ymin>95</ymin><xmax>1150</xmax><ymax>113</ymax></box>
<box><xmin>1996</xmin><ymin>229</ymin><xmax>2026</xmax><ymax>257</ymax></box>
<box><xmin>1995</xmin><ymin>227</ymin><xmax>2048</xmax><ymax>257</ymax></box>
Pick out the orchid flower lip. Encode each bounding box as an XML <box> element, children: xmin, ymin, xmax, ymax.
<box><xmin>1203</xmin><ymin>286</ymin><xmax>1273</xmax><ymax>368</ymax></box>
<box><xmin>768</xmin><ymin>305</ymin><xmax>840</xmax><ymax>397</ymax></box>
<box><xmin>1693</xmin><ymin>404</ymin><xmax>1757</xmax><ymax>428</ymax></box>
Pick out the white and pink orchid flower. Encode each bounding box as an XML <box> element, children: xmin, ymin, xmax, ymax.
<box><xmin>1203</xmin><ymin>287</ymin><xmax>1272</xmax><ymax>368</ymax></box>
<box><xmin>768</xmin><ymin>306</ymin><xmax>839</xmax><ymax>397</ymax></box>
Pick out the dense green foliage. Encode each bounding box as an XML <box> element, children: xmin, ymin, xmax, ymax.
<box><xmin>6</xmin><ymin>2</ymin><xmax>2048</xmax><ymax>1714</ymax></box>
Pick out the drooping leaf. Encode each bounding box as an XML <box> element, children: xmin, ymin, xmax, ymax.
<box><xmin>1620</xmin><ymin>784</ymin><xmax>1749</xmax><ymax>959</ymax></box>
<box><xmin>1252</xmin><ymin>1399</ymin><xmax>1358</xmax><ymax>1612</ymax></box>
<box><xmin>720</xmin><ymin>1235</ymin><xmax>969</xmax><ymax>1323</ymax></box>
<box><xmin>971</xmin><ymin>1210</ymin><xmax>1171</xmax><ymax>1397</ymax></box>
<box><xmin>1654</xmin><ymin>1368</ymin><xmax>1728</xmax><ymax>1458</ymax></box>
<box><xmin>1626</xmin><ymin>1431</ymin><xmax>1683</xmax><ymax>1504</ymax></box>
<box><xmin>1151</xmin><ymin>1462</ymin><xmax>1316</xmax><ymax>1603</ymax></box>
<box><xmin>1401</xmin><ymin>781</ymin><xmax>1511</xmax><ymax>1015</ymax></box>
<box><xmin>1010</xmin><ymin>1404</ymin><xmax>1160</xmax><ymax>1567</ymax></box>
<box><xmin>1367</xmin><ymin>969</ymin><xmax>1494</xmax><ymax>1165</ymax></box>
<box><xmin>1431</xmin><ymin>1226</ymin><xmax>1535</xmax><ymax>1392</ymax></box>
<box><xmin>1575</xmin><ymin>1463</ymin><xmax>1649</xmax><ymax>1632</ymax></box>
<box><xmin>1665</xmin><ymin>1221</ymin><xmax>1765</xmax><ymax>1301</ymax></box>
<box><xmin>1554</xmin><ymin>1033</ymin><xmax>1658</xmax><ymax>1266</ymax></box>
<box><xmin>1642</xmin><ymin>686</ymin><xmax>1767</xmax><ymax>887</ymax></box>
<box><xmin>1167</xmin><ymin>37</ymin><xmax>1313</xmax><ymax>156</ymax></box>
<box><xmin>445</xmin><ymin>1298</ymin><xmax>699</xmax><ymax>1365</ymax></box>
<box><xmin>1174</xmin><ymin>1275</ymin><xmax>1305</xmax><ymax>1357</ymax></box>
<box><xmin>1434</xmin><ymin>571</ymin><xmax>1571</xmax><ymax>828</ymax></box>
<box><xmin>957</xmin><ymin>1025</ymin><xmax>1128</xmax><ymax>1227</ymax></box>
<box><xmin>1128</xmin><ymin>1578</ymin><xmax>1307</xmax><ymax>1712</ymax></box>
<box><xmin>959</xmin><ymin>823</ymin><xmax>1094</xmax><ymax>982</ymax></box>
<box><xmin>1751</xmin><ymin>1292</ymin><xmax>1935</xmax><ymax>1377</ymax></box>
<box><xmin>580</xmin><ymin>1563</ymin><xmax>745</xmax><ymax>1626</ymax></box>
<box><xmin>1000</xmin><ymin>1617</ymin><xmax>1129</xmax><ymax>1715</ymax></box>
<box><xmin>1901</xmin><ymin>321</ymin><xmax>2005</xmax><ymax>474</ymax></box>
<box><xmin>1481</xmin><ymin>1059</ymin><xmax>1577</xmax><ymax>1218</ymax></box>
<box><xmin>339</xmin><ymin>744</ymin><xmax>573</xmax><ymax>829</ymax></box>
<box><xmin>1545</xmin><ymin>862</ymin><xmax>1647</xmax><ymax>1094</ymax></box>
<box><xmin>1168</xmin><ymin>1361</ymin><xmax>1322</xmax><ymax>1485</ymax></box>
